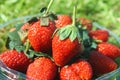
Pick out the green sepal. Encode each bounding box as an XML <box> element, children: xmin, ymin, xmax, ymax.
<box><xmin>14</xmin><ymin>23</ymin><xmax>24</xmax><ymax>31</ymax></box>
<box><xmin>57</xmin><ymin>25</ymin><xmax>81</xmax><ymax>42</ymax></box>
<box><xmin>115</xmin><ymin>57</ymin><xmax>120</xmax><ymax>67</ymax></box>
<box><xmin>91</xmin><ymin>41</ymin><xmax>97</xmax><ymax>49</ymax></box>
<box><xmin>7</xmin><ymin>30</ymin><xmax>23</xmax><ymax>52</ymax></box>
<box><xmin>40</xmin><ymin>17</ymin><xmax>49</xmax><ymax>26</ymax></box>
<box><xmin>82</xmin><ymin>30</ymin><xmax>90</xmax><ymax>40</ymax></box>
<box><xmin>82</xmin><ymin>29</ymin><xmax>92</xmax><ymax>48</ymax></box>
<box><xmin>24</xmin><ymin>49</ymin><xmax>34</xmax><ymax>59</ymax></box>
<box><xmin>70</xmin><ymin>27</ymin><xmax>78</xmax><ymax>42</ymax></box>
<box><xmin>25</xmin><ymin>49</ymin><xmax>53</xmax><ymax>60</ymax></box>
<box><xmin>58</xmin><ymin>25</ymin><xmax>72</xmax><ymax>40</ymax></box>
<box><xmin>15</xmin><ymin>46</ymin><xmax>25</xmax><ymax>52</ymax></box>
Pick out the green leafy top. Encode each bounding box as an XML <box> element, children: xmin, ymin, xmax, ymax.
<box><xmin>56</xmin><ymin>6</ymin><xmax>81</xmax><ymax>42</ymax></box>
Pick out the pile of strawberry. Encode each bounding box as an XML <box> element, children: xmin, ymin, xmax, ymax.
<box><xmin>0</xmin><ymin>0</ymin><xmax>120</xmax><ymax>80</ymax></box>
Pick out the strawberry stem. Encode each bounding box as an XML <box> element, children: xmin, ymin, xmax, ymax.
<box><xmin>72</xmin><ymin>6</ymin><xmax>76</xmax><ymax>26</ymax></box>
<box><xmin>45</xmin><ymin>0</ymin><xmax>54</xmax><ymax>15</ymax></box>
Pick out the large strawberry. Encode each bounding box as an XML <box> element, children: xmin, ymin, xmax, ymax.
<box><xmin>88</xmin><ymin>51</ymin><xmax>117</xmax><ymax>75</ymax></box>
<box><xmin>52</xmin><ymin>7</ymin><xmax>82</xmax><ymax>66</ymax></box>
<box><xmin>26</xmin><ymin>57</ymin><xmax>57</xmax><ymax>80</ymax></box>
<box><xmin>28</xmin><ymin>0</ymin><xmax>56</xmax><ymax>53</ymax></box>
<box><xmin>97</xmin><ymin>42</ymin><xmax>120</xmax><ymax>59</ymax></box>
<box><xmin>77</xmin><ymin>17</ymin><xmax>92</xmax><ymax>31</ymax></box>
<box><xmin>28</xmin><ymin>20</ymin><xmax>55</xmax><ymax>53</ymax></box>
<box><xmin>60</xmin><ymin>59</ymin><xmax>93</xmax><ymax>80</ymax></box>
<box><xmin>0</xmin><ymin>50</ymin><xmax>31</xmax><ymax>73</ymax></box>
<box><xmin>55</xmin><ymin>14</ymin><xmax>72</xmax><ymax>28</ymax></box>
<box><xmin>89</xmin><ymin>30</ymin><xmax>109</xmax><ymax>42</ymax></box>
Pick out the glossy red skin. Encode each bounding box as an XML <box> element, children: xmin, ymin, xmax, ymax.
<box><xmin>52</xmin><ymin>35</ymin><xmax>82</xmax><ymax>66</ymax></box>
<box><xmin>89</xmin><ymin>30</ymin><xmax>109</xmax><ymax>42</ymax></box>
<box><xmin>78</xmin><ymin>18</ymin><xmax>92</xmax><ymax>31</ymax></box>
<box><xmin>0</xmin><ymin>50</ymin><xmax>31</xmax><ymax>73</ymax></box>
<box><xmin>97</xmin><ymin>42</ymin><xmax>120</xmax><ymax>59</ymax></box>
<box><xmin>26</xmin><ymin>57</ymin><xmax>57</xmax><ymax>80</ymax></box>
<box><xmin>55</xmin><ymin>15</ymin><xmax>72</xmax><ymax>28</ymax></box>
<box><xmin>88</xmin><ymin>51</ymin><xmax>117</xmax><ymax>75</ymax></box>
<box><xmin>28</xmin><ymin>20</ymin><xmax>55</xmax><ymax>53</ymax></box>
<box><xmin>60</xmin><ymin>59</ymin><xmax>93</xmax><ymax>80</ymax></box>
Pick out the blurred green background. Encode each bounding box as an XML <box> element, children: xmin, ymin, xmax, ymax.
<box><xmin>0</xmin><ymin>0</ymin><xmax>120</xmax><ymax>52</ymax></box>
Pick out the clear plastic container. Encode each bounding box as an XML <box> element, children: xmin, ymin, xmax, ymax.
<box><xmin>0</xmin><ymin>15</ymin><xmax>120</xmax><ymax>80</ymax></box>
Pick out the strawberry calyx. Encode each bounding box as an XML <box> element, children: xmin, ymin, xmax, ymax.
<box><xmin>25</xmin><ymin>49</ymin><xmax>53</xmax><ymax>61</ymax></box>
<box><xmin>39</xmin><ymin>0</ymin><xmax>57</xmax><ymax>26</ymax></box>
<box><xmin>55</xmin><ymin>6</ymin><xmax>81</xmax><ymax>42</ymax></box>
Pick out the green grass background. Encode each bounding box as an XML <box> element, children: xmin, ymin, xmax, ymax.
<box><xmin>0</xmin><ymin>0</ymin><xmax>120</xmax><ymax>52</ymax></box>
<box><xmin>0</xmin><ymin>0</ymin><xmax>120</xmax><ymax>79</ymax></box>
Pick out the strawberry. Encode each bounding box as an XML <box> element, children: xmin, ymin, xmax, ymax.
<box><xmin>52</xmin><ymin>7</ymin><xmax>82</xmax><ymax>66</ymax></box>
<box><xmin>26</xmin><ymin>57</ymin><xmax>57</xmax><ymax>80</ymax></box>
<box><xmin>60</xmin><ymin>59</ymin><xmax>93</xmax><ymax>80</ymax></box>
<box><xmin>97</xmin><ymin>42</ymin><xmax>120</xmax><ymax>59</ymax></box>
<box><xmin>89</xmin><ymin>30</ymin><xmax>109</xmax><ymax>42</ymax></box>
<box><xmin>28</xmin><ymin>0</ymin><xmax>56</xmax><ymax>53</ymax></box>
<box><xmin>0</xmin><ymin>50</ymin><xmax>31</xmax><ymax>73</ymax></box>
<box><xmin>77</xmin><ymin>17</ymin><xmax>92</xmax><ymax>31</ymax></box>
<box><xmin>55</xmin><ymin>15</ymin><xmax>72</xmax><ymax>28</ymax></box>
<box><xmin>52</xmin><ymin>35</ymin><xmax>82</xmax><ymax>66</ymax></box>
<box><xmin>28</xmin><ymin>20</ymin><xmax>55</xmax><ymax>53</ymax></box>
<box><xmin>88</xmin><ymin>51</ymin><xmax>117</xmax><ymax>75</ymax></box>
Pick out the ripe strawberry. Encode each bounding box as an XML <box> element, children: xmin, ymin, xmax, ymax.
<box><xmin>28</xmin><ymin>20</ymin><xmax>55</xmax><ymax>53</ymax></box>
<box><xmin>0</xmin><ymin>50</ymin><xmax>31</xmax><ymax>73</ymax></box>
<box><xmin>52</xmin><ymin>7</ymin><xmax>82</xmax><ymax>66</ymax></box>
<box><xmin>26</xmin><ymin>57</ymin><xmax>57</xmax><ymax>80</ymax></box>
<box><xmin>89</xmin><ymin>30</ymin><xmax>109</xmax><ymax>42</ymax></box>
<box><xmin>88</xmin><ymin>51</ymin><xmax>117</xmax><ymax>75</ymax></box>
<box><xmin>77</xmin><ymin>17</ymin><xmax>92</xmax><ymax>31</ymax></box>
<box><xmin>55</xmin><ymin>15</ymin><xmax>72</xmax><ymax>28</ymax></box>
<box><xmin>97</xmin><ymin>42</ymin><xmax>120</xmax><ymax>59</ymax></box>
<box><xmin>60</xmin><ymin>59</ymin><xmax>93</xmax><ymax>80</ymax></box>
<box><xmin>52</xmin><ymin>35</ymin><xmax>82</xmax><ymax>66</ymax></box>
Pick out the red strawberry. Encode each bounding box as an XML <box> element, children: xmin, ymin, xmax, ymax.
<box><xmin>28</xmin><ymin>20</ymin><xmax>55</xmax><ymax>53</ymax></box>
<box><xmin>89</xmin><ymin>30</ymin><xmax>109</xmax><ymax>42</ymax></box>
<box><xmin>26</xmin><ymin>57</ymin><xmax>57</xmax><ymax>80</ymax></box>
<box><xmin>60</xmin><ymin>59</ymin><xmax>93</xmax><ymax>80</ymax></box>
<box><xmin>0</xmin><ymin>50</ymin><xmax>31</xmax><ymax>73</ymax></box>
<box><xmin>97</xmin><ymin>42</ymin><xmax>120</xmax><ymax>59</ymax></box>
<box><xmin>52</xmin><ymin>7</ymin><xmax>82</xmax><ymax>66</ymax></box>
<box><xmin>88</xmin><ymin>51</ymin><xmax>117</xmax><ymax>75</ymax></box>
<box><xmin>55</xmin><ymin>15</ymin><xmax>72</xmax><ymax>28</ymax></box>
<box><xmin>52</xmin><ymin>35</ymin><xmax>82</xmax><ymax>66</ymax></box>
<box><xmin>77</xmin><ymin>17</ymin><xmax>92</xmax><ymax>31</ymax></box>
